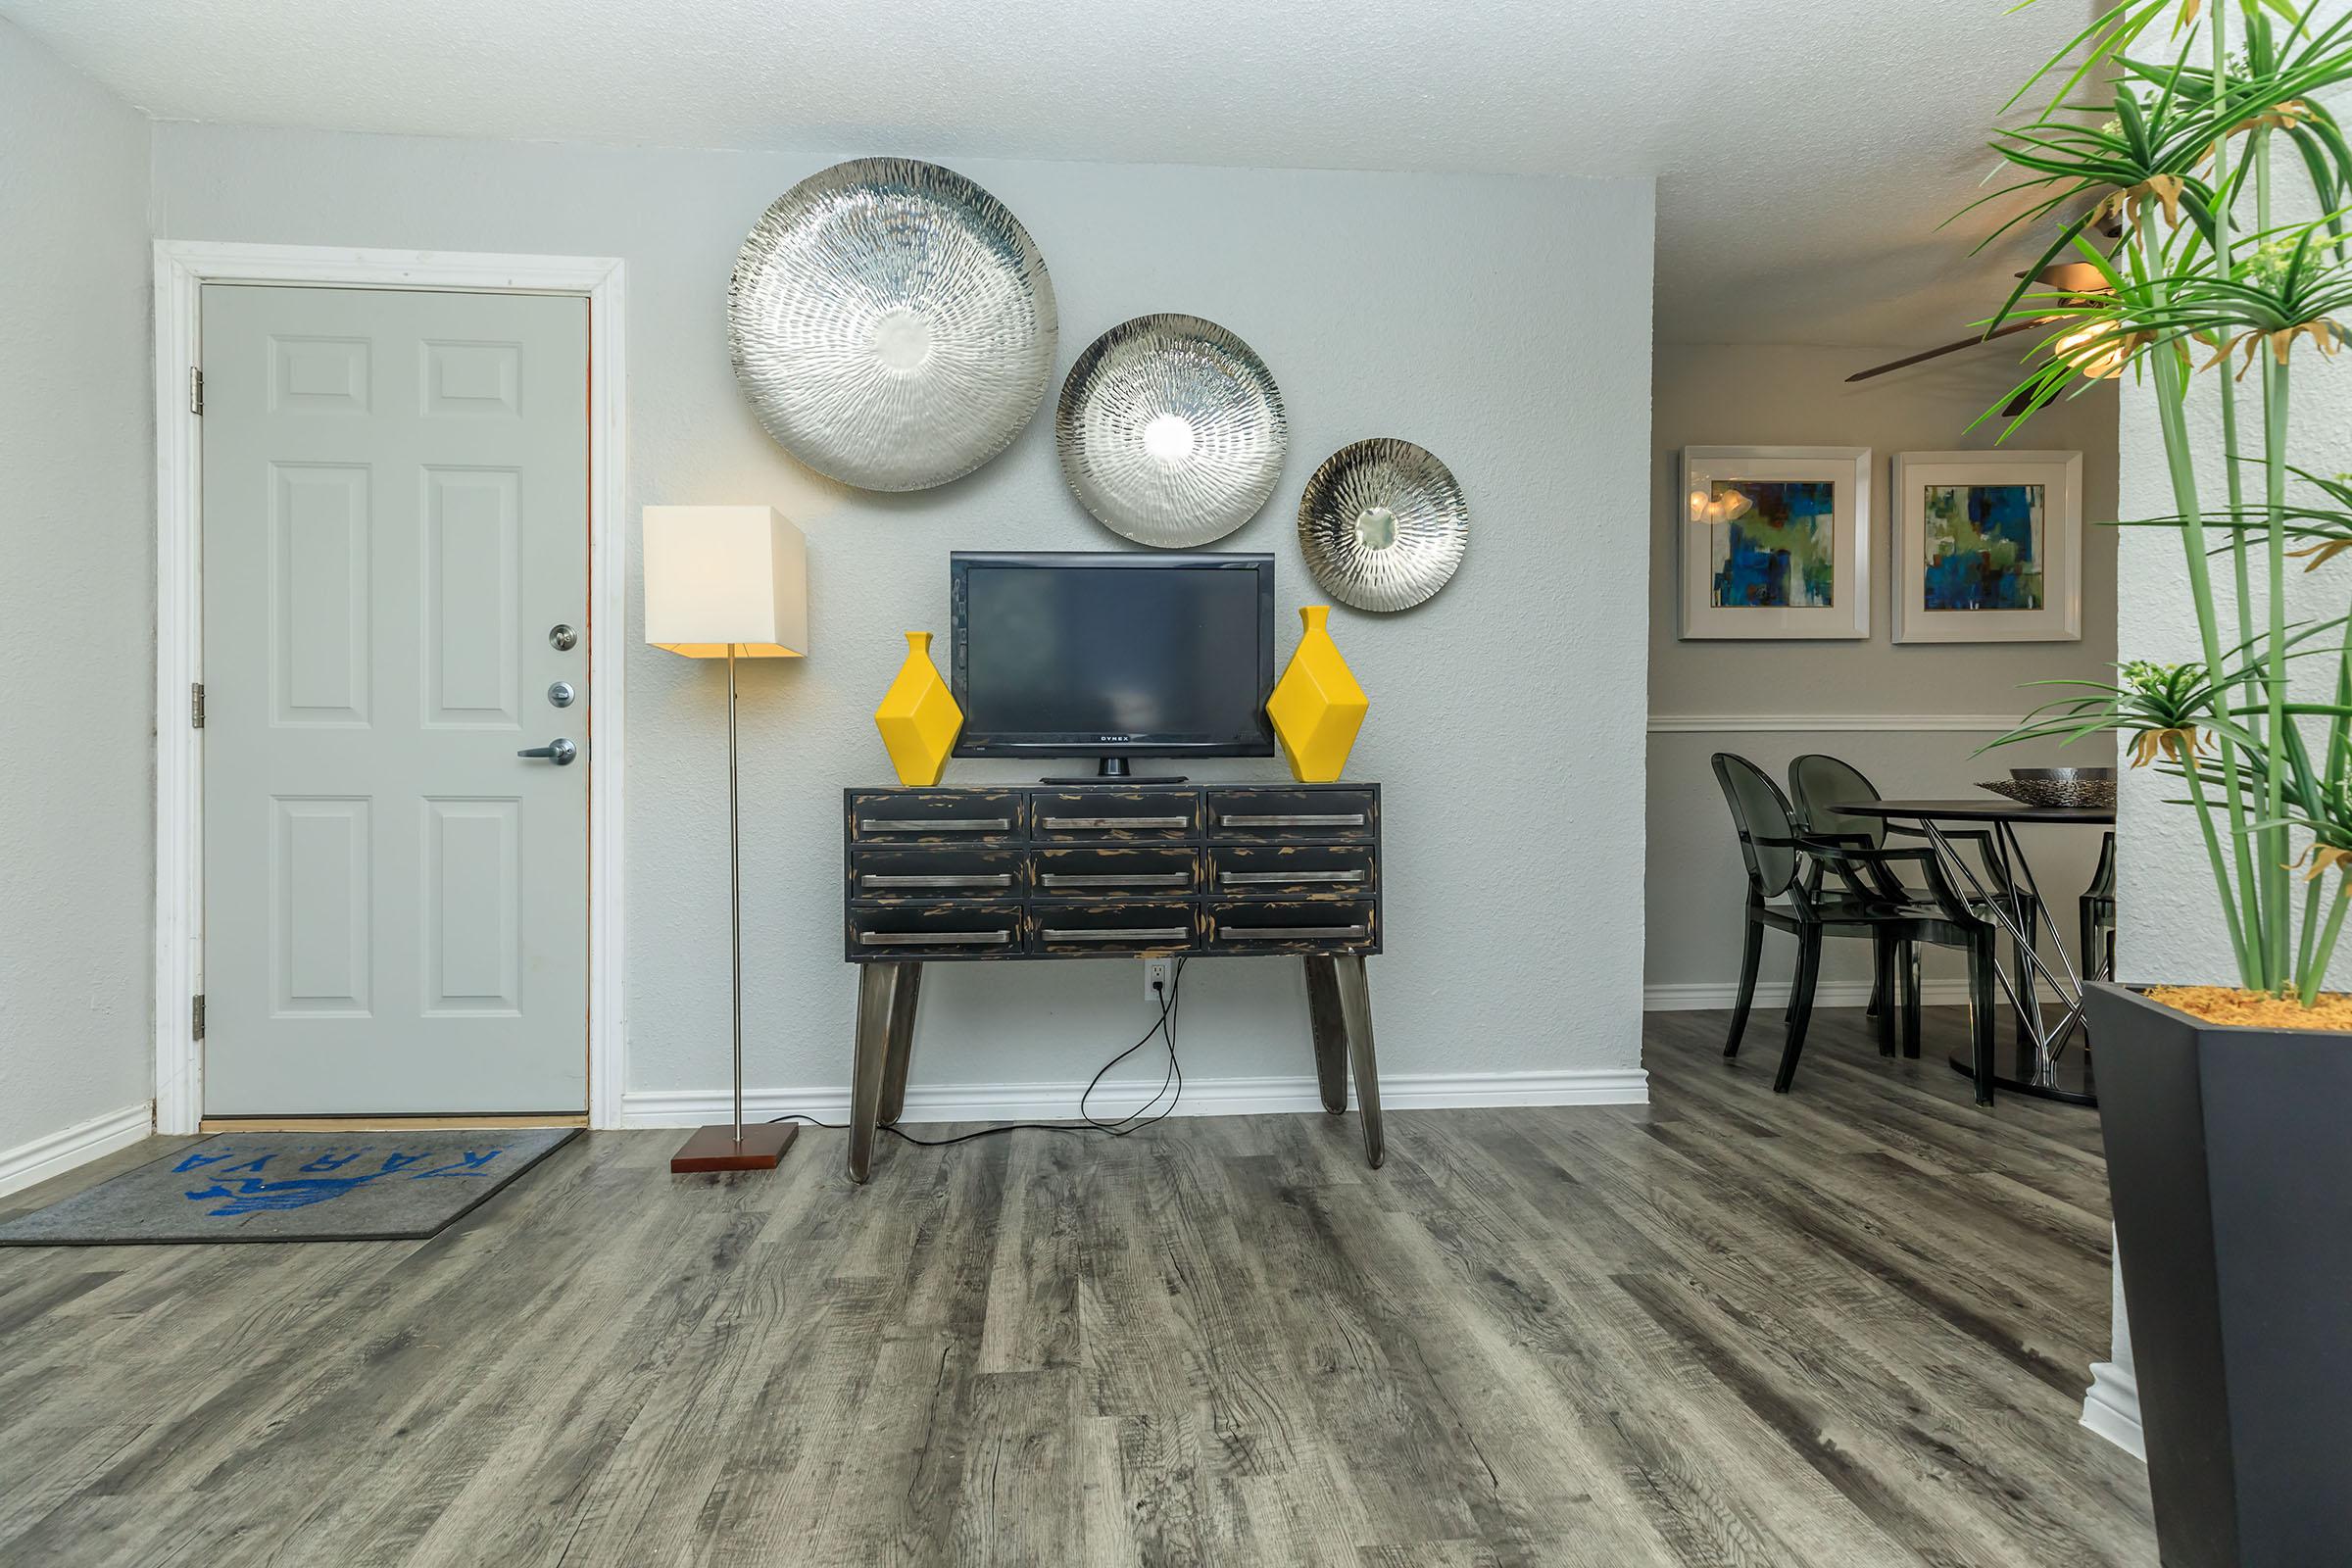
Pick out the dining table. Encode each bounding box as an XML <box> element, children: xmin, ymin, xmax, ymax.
<box><xmin>1838</xmin><ymin>798</ymin><xmax>2114</xmax><ymax>1106</ymax></box>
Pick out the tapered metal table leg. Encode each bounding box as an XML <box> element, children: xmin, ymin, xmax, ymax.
<box><xmin>878</xmin><ymin>963</ymin><xmax>924</xmax><ymax>1125</ymax></box>
<box><xmin>848</xmin><ymin>962</ymin><xmax>901</xmax><ymax>1184</ymax></box>
<box><xmin>1333</xmin><ymin>956</ymin><xmax>1383</xmax><ymax>1169</ymax></box>
<box><xmin>1302</xmin><ymin>956</ymin><xmax>1349</xmax><ymax>1114</ymax></box>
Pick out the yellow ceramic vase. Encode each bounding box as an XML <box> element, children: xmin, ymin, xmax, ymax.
<box><xmin>874</xmin><ymin>632</ymin><xmax>963</xmax><ymax>787</ymax></box>
<box><xmin>1266</xmin><ymin>607</ymin><xmax>1368</xmax><ymax>783</ymax></box>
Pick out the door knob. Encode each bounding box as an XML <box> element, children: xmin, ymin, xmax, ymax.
<box><xmin>517</xmin><ymin>738</ymin><xmax>578</xmax><ymax>765</ymax></box>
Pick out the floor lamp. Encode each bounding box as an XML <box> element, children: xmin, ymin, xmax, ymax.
<box><xmin>644</xmin><ymin>505</ymin><xmax>809</xmax><ymax>1174</ymax></box>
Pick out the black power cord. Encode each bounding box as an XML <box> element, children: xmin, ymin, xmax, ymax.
<box><xmin>766</xmin><ymin>956</ymin><xmax>1189</xmax><ymax>1149</ymax></box>
<box><xmin>1078</xmin><ymin>956</ymin><xmax>1186</xmax><ymax>1135</ymax></box>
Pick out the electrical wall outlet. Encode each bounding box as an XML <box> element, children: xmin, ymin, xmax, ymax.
<box><xmin>1144</xmin><ymin>957</ymin><xmax>1175</xmax><ymax>1004</ymax></box>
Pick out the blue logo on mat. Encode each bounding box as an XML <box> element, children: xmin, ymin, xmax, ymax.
<box><xmin>174</xmin><ymin>1148</ymin><xmax>504</xmax><ymax>1216</ymax></box>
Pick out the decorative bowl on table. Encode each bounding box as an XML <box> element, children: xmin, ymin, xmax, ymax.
<box><xmin>1976</xmin><ymin>767</ymin><xmax>2117</xmax><ymax>809</ymax></box>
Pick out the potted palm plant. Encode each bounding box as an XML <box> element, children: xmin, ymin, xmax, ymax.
<box><xmin>1976</xmin><ymin>2</ymin><xmax>2352</xmax><ymax>1562</ymax></box>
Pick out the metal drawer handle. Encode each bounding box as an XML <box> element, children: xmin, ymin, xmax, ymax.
<box><xmin>1219</xmin><ymin>869</ymin><xmax>1365</xmax><ymax>886</ymax></box>
<box><xmin>858</xmin><ymin>929</ymin><xmax>1012</xmax><ymax>947</ymax></box>
<box><xmin>1040</xmin><ymin>927</ymin><xmax>1192</xmax><ymax>943</ymax></box>
<box><xmin>1220</xmin><ymin>812</ymin><xmax>1367</xmax><ymax>828</ymax></box>
<box><xmin>860</xmin><ymin>873</ymin><xmax>1012</xmax><ymax>889</ymax></box>
<box><xmin>1041</xmin><ymin>814</ymin><xmax>1190</xmax><ymax>830</ymax></box>
<box><xmin>859</xmin><ymin>817</ymin><xmax>1011</xmax><ymax>834</ymax></box>
<box><xmin>1040</xmin><ymin>871</ymin><xmax>1192</xmax><ymax>888</ymax></box>
<box><xmin>1220</xmin><ymin>924</ymin><xmax>1369</xmax><ymax>942</ymax></box>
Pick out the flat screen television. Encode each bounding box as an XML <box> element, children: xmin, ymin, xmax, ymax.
<box><xmin>949</xmin><ymin>551</ymin><xmax>1276</xmax><ymax>778</ymax></box>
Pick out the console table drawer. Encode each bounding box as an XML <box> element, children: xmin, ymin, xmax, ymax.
<box><xmin>847</xmin><ymin>903</ymin><xmax>1025</xmax><ymax>959</ymax></box>
<box><xmin>849</xmin><ymin>789</ymin><xmax>1025</xmax><ymax>844</ymax></box>
<box><xmin>1032</xmin><ymin>790</ymin><xmax>1199</xmax><ymax>841</ymax></box>
<box><xmin>1207</xmin><ymin>788</ymin><xmax>1377</xmax><ymax>842</ymax></box>
<box><xmin>1034</xmin><ymin>846</ymin><xmax>1201</xmax><ymax>900</ymax></box>
<box><xmin>1209</xmin><ymin>844</ymin><xmax>1376</xmax><ymax>899</ymax></box>
<box><xmin>1204</xmin><ymin>899</ymin><xmax>1378</xmax><ymax>954</ymax></box>
<box><xmin>851</xmin><ymin>847</ymin><xmax>1024</xmax><ymax>902</ymax></box>
<box><xmin>1031</xmin><ymin>902</ymin><xmax>1199</xmax><ymax>956</ymax></box>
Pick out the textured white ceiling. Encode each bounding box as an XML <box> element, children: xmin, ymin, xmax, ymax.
<box><xmin>2</xmin><ymin>0</ymin><xmax>2095</xmax><ymax>349</ymax></box>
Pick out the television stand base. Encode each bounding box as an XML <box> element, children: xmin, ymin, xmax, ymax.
<box><xmin>1040</xmin><ymin>757</ymin><xmax>1187</xmax><ymax>785</ymax></box>
<box><xmin>1040</xmin><ymin>773</ymin><xmax>1188</xmax><ymax>785</ymax></box>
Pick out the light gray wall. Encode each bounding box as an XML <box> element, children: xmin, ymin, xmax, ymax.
<box><xmin>151</xmin><ymin>123</ymin><xmax>1656</xmax><ymax>1102</ymax></box>
<box><xmin>2115</xmin><ymin>271</ymin><xmax>2352</xmax><ymax>989</ymax></box>
<box><xmin>2115</xmin><ymin>380</ymin><xmax>2228</xmax><ymax>986</ymax></box>
<box><xmin>2114</xmin><ymin>18</ymin><xmax>2352</xmax><ymax>989</ymax></box>
<box><xmin>1646</xmin><ymin>344</ymin><xmax>2120</xmax><ymax>997</ymax></box>
<box><xmin>0</xmin><ymin>20</ymin><xmax>155</xmax><ymax>1155</ymax></box>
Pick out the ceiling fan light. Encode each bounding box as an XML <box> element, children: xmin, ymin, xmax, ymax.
<box><xmin>2054</xmin><ymin>319</ymin><xmax>2134</xmax><ymax>378</ymax></box>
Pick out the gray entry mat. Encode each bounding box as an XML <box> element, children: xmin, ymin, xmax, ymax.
<box><xmin>0</xmin><ymin>1128</ymin><xmax>579</xmax><ymax>1246</ymax></box>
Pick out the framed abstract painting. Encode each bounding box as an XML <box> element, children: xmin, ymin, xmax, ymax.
<box><xmin>1890</xmin><ymin>450</ymin><xmax>2082</xmax><ymax>643</ymax></box>
<box><xmin>1678</xmin><ymin>446</ymin><xmax>1871</xmax><ymax>640</ymax></box>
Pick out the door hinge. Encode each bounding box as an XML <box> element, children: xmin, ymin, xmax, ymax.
<box><xmin>192</xmin><ymin>995</ymin><xmax>206</xmax><ymax>1041</ymax></box>
<box><xmin>190</xmin><ymin>681</ymin><xmax>205</xmax><ymax>728</ymax></box>
<box><xmin>189</xmin><ymin>367</ymin><xmax>204</xmax><ymax>416</ymax></box>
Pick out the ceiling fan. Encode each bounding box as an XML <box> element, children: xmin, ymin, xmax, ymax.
<box><xmin>1846</xmin><ymin>259</ymin><xmax>2117</xmax><ymax>386</ymax></box>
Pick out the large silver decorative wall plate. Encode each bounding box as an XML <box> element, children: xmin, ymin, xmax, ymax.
<box><xmin>728</xmin><ymin>158</ymin><xmax>1057</xmax><ymax>492</ymax></box>
<box><xmin>1298</xmin><ymin>439</ymin><xmax>1469</xmax><ymax>612</ymax></box>
<box><xmin>1055</xmin><ymin>315</ymin><xmax>1287</xmax><ymax>547</ymax></box>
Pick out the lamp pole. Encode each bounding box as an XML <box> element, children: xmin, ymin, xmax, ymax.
<box><xmin>727</xmin><ymin>642</ymin><xmax>744</xmax><ymax>1146</ymax></box>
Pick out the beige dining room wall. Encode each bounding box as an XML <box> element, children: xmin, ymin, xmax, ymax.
<box><xmin>1646</xmin><ymin>343</ymin><xmax>2121</xmax><ymax>1004</ymax></box>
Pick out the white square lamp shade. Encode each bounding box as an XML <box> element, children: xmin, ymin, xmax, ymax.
<box><xmin>644</xmin><ymin>505</ymin><xmax>809</xmax><ymax>659</ymax></box>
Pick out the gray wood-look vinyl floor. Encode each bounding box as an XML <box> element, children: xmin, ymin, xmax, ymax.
<box><xmin>0</xmin><ymin>1007</ymin><xmax>2154</xmax><ymax>1566</ymax></box>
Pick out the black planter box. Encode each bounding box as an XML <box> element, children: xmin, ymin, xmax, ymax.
<box><xmin>2086</xmin><ymin>982</ymin><xmax>2352</xmax><ymax>1567</ymax></box>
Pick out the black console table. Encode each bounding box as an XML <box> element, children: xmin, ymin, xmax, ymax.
<box><xmin>841</xmin><ymin>782</ymin><xmax>1384</xmax><ymax>1182</ymax></box>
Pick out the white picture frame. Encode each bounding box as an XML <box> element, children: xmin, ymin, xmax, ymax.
<box><xmin>1679</xmin><ymin>446</ymin><xmax>1871</xmax><ymax>640</ymax></box>
<box><xmin>1891</xmin><ymin>450</ymin><xmax>2082</xmax><ymax>644</ymax></box>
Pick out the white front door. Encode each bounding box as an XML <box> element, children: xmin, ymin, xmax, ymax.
<box><xmin>200</xmin><ymin>284</ymin><xmax>590</xmax><ymax>1115</ymax></box>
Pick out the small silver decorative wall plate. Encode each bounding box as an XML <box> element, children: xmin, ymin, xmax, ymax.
<box><xmin>1297</xmin><ymin>439</ymin><xmax>1469</xmax><ymax>612</ymax></box>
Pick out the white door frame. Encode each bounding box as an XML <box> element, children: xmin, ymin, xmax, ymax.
<box><xmin>152</xmin><ymin>241</ymin><xmax>629</xmax><ymax>1133</ymax></box>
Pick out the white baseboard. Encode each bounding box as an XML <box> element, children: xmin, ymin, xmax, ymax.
<box><xmin>1643</xmin><ymin>978</ymin><xmax>2065</xmax><ymax>1011</ymax></box>
<box><xmin>619</xmin><ymin>1067</ymin><xmax>1648</xmax><ymax>1130</ymax></box>
<box><xmin>0</xmin><ymin>1102</ymin><xmax>153</xmax><ymax>1199</ymax></box>
<box><xmin>2081</xmin><ymin>1360</ymin><xmax>2145</xmax><ymax>1461</ymax></box>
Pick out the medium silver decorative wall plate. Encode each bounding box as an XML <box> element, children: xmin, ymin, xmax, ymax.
<box><xmin>728</xmin><ymin>158</ymin><xmax>1057</xmax><ymax>492</ymax></box>
<box><xmin>1055</xmin><ymin>315</ymin><xmax>1287</xmax><ymax>547</ymax></box>
<box><xmin>1297</xmin><ymin>439</ymin><xmax>1469</xmax><ymax>612</ymax></box>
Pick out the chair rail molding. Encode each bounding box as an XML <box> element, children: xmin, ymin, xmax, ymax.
<box><xmin>1647</xmin><ymin>712</ymin><xmax>2022</xmax><ymax>733</ymax></box>
<box><xmin>151</xmin><ymin>241</ymin><xmax>630</xmax><ymax>1134</ymax></box>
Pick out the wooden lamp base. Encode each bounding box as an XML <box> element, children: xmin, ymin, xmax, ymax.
<box><xmin>670</xmin><ymin>1121</ymin><xmax>798</xmax><ymax>1174</ymax></box>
